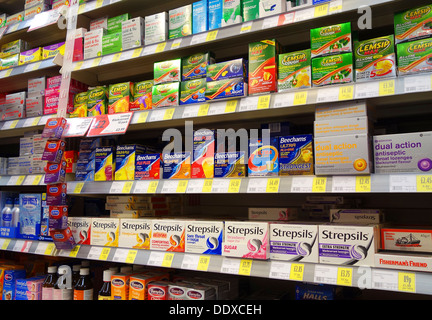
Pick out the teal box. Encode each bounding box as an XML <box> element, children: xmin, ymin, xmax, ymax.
<box><xmin>193</xmin><ymin>0</ymin><xmax>209</xmax><ymax>34</ymax></box>
<box><xmin>208</xmin><ymin>0</ymin><xmax>222</xmax><ymax>30</ymax></box>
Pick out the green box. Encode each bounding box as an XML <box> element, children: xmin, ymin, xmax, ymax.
<box><xmin>107</xmin><ymin>14</ymin><xmax>131</xmax><ymax>34</ymax></box>
<box><xmin>180</xmin><ymin>78</ymin><xmax>207</xmax><ymax>105</ymax></box>
<box><xmin>154</xmin><ymin>58</ymin><xmax>182</xmax><ymax>84</ymax></box>
<box><xmin>222</xmin><ymin>0</ymin><xmax>243</xmax><ymax>26</ymax></box>
<box><xmin>354</xmin><ymin>35</ymin><xmax>396</xmax><ymax>82</ymax></box>
<box><xmin>152</xmin><ymin>82</ymin><xmax>180</xmax><ymax>108</ymax></box>
<box><xmin>397</xmin><ymin>37</ymin><xmax>432</xmax><ymax>76</ymax></box>
<box><xmin>312</xmin><ymin>53</ymin><xmax>353</xmax><ymax>87</ymax></box>
<box><xmin>102</xmin><ymin>33</ymin><xmax>122</xmax><ymax>56</ymax></box>
<box><xmin>243</xmin><ymin>0</ymin><xmax>259</xmax><ymax>22</ymax></box>
<box><xmin>311</xmin><ymin>22</ymin><xmax>352</xmax><ymax>58</ymax></box>
<box><xmin>87</xmin><ymin>86</ymin><xmax>108</xmax><ymax>116</ymax></box>
<box><xmin>169</xmin><ymin>5</ymin><xmax>192</xmax><ymax>39</ymax></box>
<box><xmin>278</xmin><ymin>49</ymin><xmax>311</xmax><ymax>91</ymax></box>
<box><xmin>395</xmin><ymin>5</ymin><xmax>432</xmax><ymax>44</ymax></box>
<box><xmin>181</xmin><ymin>52</ymin><xmax>215</xmax><ymax>81</ymax></box>
<box><xmin>131</xmin><ymin>80</ymin><xmax>153</xmax><ymax>111</ymax></box>
<box><xmin>1</xmin><ymin>53</ymin><xmax>19</xmax><ymax>69</ymax></box>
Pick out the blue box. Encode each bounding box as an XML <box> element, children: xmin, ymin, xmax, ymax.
<box><xmin>295</xmin><ymin>283</ymin><xmax>338</xmax><ymax>300</ymax></box>
<box><xmin>248</xmin><ymin>138</ymin><xmax>279</xmax><ymax>177</ymax></box>
<box><xmin>19</xmin><ymin>194</ymin><xmax>42</xmax><ymax>238</ymax></box>
<box><xmin>162</xmin><ymin>152</ymin><xmax>192</xmax><ymax>179</ymax></box>
<box><xmin>193</xmin><ymin>0</ymin><xmax>209</xmax><ymax>34</ymax></box>
<box><xmin>2</xmin><ymin>268</ymin><xmax>26</xmax><ymax>300</ymax></box>
<box><xmin>214</xmin><ymin>152</ymin><xmax>246</xmax><ymax>178</ymax></box>
<box><xmin>135</xmin><ymin>153</ymin><xmax>161</xmax><ymax>180</ymax></box>
<box><xmin>279</xmin><ymin>135</ymin><xmax>314</xmax><ymax>176</ymax></box>
<box><xmin>208</xmin><ymin>0</ymin><xmax>222</xmax><ymax>30</ymax></box>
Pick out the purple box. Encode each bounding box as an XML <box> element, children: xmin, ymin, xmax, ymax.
<box><xmin>50</xmin><ymin>227</ymin><xmax>76</xmax><ymax>250</ymax></box>
<box><xmin>46</xmin><ymin>183</ymin><xmax>67</xmax><ymax>206</ymax></box>
<box><xmin>41</xmin><ymin>117</ymin><xmax>67</xmax><ymax>139</ymax></box>
<box><xmin>41</xmin><ymin>140</ymin><xmax>66</xmax><ymax>163</ymax></box>
<box><xmin>44</xmin><ymin>160</ymin><xmax>66</xmax><ymax>184</ymax></box>
<box><xmin>49</xmin><ymin>206</ymin><xmax>68</xmax><ymax>230</ymax></box>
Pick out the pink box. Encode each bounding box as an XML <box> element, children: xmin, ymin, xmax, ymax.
<box><xmin>42</xmin><ymin>140</ymin><xmax>66</xmax><ymax>163</ymax></box>
<box><xmin>44</xmin><ymin>93</ymin><xmax>75</xmax><ymax>115</ymax></box>
<box><xmin>50</xmin><ymin>227</ymin><xmax>76</xmax><ymax>250</ymax></box>
<box><xmin>47</xmin><ymin>75</ymin><xmax>62</xmax><ymax>89</ymax></box>
<box><xmin>41</xmin><ymin>117</ymin><xmax>67</xmax><ymax>139</ymax></box>
<box><xmin>73</xmin><ymin>37</ymin><xmax>84</xmax><ymax>62</ymax></box>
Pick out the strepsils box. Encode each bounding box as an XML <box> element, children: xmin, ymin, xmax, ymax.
<box><xmin>330</xmin><ymin>209</ymin><xmax>384</xmax><ymax>224</ymax></box>
<box><xmin>222</xmin><ymin>221</ymin><xmax>269</xmax><ymax>260</ymax></box>
<box><xmin>68</xmin><ymin>217</ymin><xmax>91</xmax><ymax>245</ymax></box>
<box><xmin>373</xmin><ymin>131</ymin><xmax>432</xmax><ymax>174</ymax></box>
<box><xmin>314</xmin><ymin>117</ymin><xmax>371</xmax><ymax>138</ymax></box>
<box><xmin>381</xmin><ymin>227</ymin><xmax>432</xmax><ymax>253</ymax></box>
<box><xmin>119</xmin><ymin>218</ymin><xmax>152</xmax><ymax>249</ymax></box>
<box><xmin>150</xmin><ymin>219</ymin><xmax>185</xmax><ymax>252</ymax></box>
<box><xmin>90</xmin><ymin>218</ymin><xmax>120</xmax><ymax>247</ymax></box>
<box><xmin>185</xmin><ymin>220</ymin><xmax>224</xmax><ymax>255</ymax></box>
<box><xmin>375</xmin><ymin>252</ymin><xmax>432</xmax><ymax>273</ymax></box>
<box><xmin>248</xmin><ymin>208</ymin><xmax>298</xmax><ymax>221</ymax></box>
<box><xmin>315</xmin><ymin>100</ymin><xmax>369</xmax><ymax>121</ymax></box>
<box><xmin>318</xmin><ymin>223</ymin><xmax>380</xmax><ymax>266</ymax></box>
<box><xmin>314</xmin><ymin>134</ymin><xmax>373</xmax><ymax>175</ymax></box>
<box><xmin>306</xmin><ymin>196</ymin><xmax>344</xmax><ymax>204</ymax></box>
<box><xmin>269</xmin><ymin>222</ymin><xmax>319</xmax><ymax>263</ymax></box>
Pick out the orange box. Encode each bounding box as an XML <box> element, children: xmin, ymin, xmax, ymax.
<box><xmin>111</xmin><ymin>271</ymin><xmax>135</xmax><ymax>300</ymax></box>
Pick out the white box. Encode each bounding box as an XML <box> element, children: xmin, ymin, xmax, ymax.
<box><xmin>90</xmin><ymin>16</ymin><xmax>108</xmax><ymax>31</ymax></box>
<box><xmin>259</xmin><ymin>0</ymin><xmax>286</xmax><ymax>18</ymax></box>
<box><xmin>150</xmin><ymin>219</ymin><xmax>185</xmax><ymax>252</ymax></box>
<box><xmin>90</xmin><ymin>218</ymin><xmax>120</xmax><ymax>247</ymax></box>
<box><xmin>68</xmin><ymin>217</ymin><xmax>92</xmax><ymax>245</ymax></box>
<box><xmin>25</xmin><ymin>96</ymin><xmax>44</xmax><ymax>117</ymax></box>
<box><xmin>185</xmin><ymin>220</ymin><xmax>224</xmax><ymax>255</ymax></box>
<box><xmin>122</xmin><ymin>17</ymin><xmax>144</xmax><ymax>50</ymax></box>
<box><xmin>222</xmin><ymin>221</ymin><xmax>269</xmax><ymax>260</ymax></box>
<box><xmin>314</xmin><ymin>117</ymin><xmax>371</xmax><ymax>138</ymax></box>
<box><xmin>31</xmin><ymin>154</ymin><xmax>44</xmax><ymax>174</ymax></box>
<box><xmin>145</xmin><ymin>12</ymin><xmax>168</xmax><ymax>46</ymax></box>
<box><xmin>330</xmin><ymin>209</ymin><xmax>384</xmax><ymax>224</ymax></box>
<box><xmin>32</xmin><ymin>134</ymin><xmax>48</xmax><ymax>155</ymax></box>
<box><xmin>84</xmin><ymin>28</ymin><xmax>106</xmax><ymax>60</ymax></box>
<box><xmin>248</xmin><ymin>207</ymin><xmax>298</xmax><ymax>221</ymax></box>
<box><xmin>119</xmin><ymin>218</ymin><xmax>152</xmax><ymax>249</ymax></box>
<box><xmin>315</xmin><ymin>100</ymin><xmax>369</xmax><ymax>121</ymax></box>
<box><xmin>20</xmin><ymin>137</ymin><xmax>33</xmax><ymax>156</ymax></box>
<box><xmin>28</xmin><ymin>77</ymin><xmax>45</xmax><ymax>97</ymax></box>
<box><xmin>374</xmin><ymin>252</ymin><xmax>432</xmax><ymax>273</ymax></box>
<box><xmin>269</xmin><ymin>222</ymin><xmax>319</xmax><ymax>263</ymax></box>
<box><xmin>318</xmin><ymin>223</ymin><xmax>380</xmax><ymax>266</ymax></box>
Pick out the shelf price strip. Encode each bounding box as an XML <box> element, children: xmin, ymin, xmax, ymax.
<box><xmin>181</xmin><ymin>254</ymin><xmax>211</xmax><ymax>271</ymax></box>
<box><xmin>148</xmin><ymin>251</ymin><xmax>174</xmax><ymax>268</ymax></box>
<box><xmin>314</xmin><ymin>265</ymin><xmax>353</xmax><ymax>286</ymax></box>
<box><xmin>372</xmin><ymin>269</ymin><xmax>416</xmax><ymax>293</ymax></box>
<box><xmin>269</xmin><ymin>261</ymin><xmax>304</xmax><ymax>281</ymax></box>
<box><xmin>221</xmin><ymin>257</ymin><xmax>253</xmax><ymax>276</ymax></box>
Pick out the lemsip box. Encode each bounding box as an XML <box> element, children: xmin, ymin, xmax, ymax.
<box><xmin>269</xmin><ymin>222</ymin><xmax>319</xmax><ymax>263</ymax></box>
<box><xmin>318</xmin><ymin>223</ymin><xmax>380</xmax><ymax>266</ymax></box>
<box><xmin>185</xmin><ymin>220</ymin><xmax>224</xmax><ymax>255</ymax></box>
<box><xmin>314</xmin><ymin>134</ymin><xmax>373</xmax><ymax>175</ymax></box>
<box><xmin>150</xmin><ymin>219</ymin><xmax>185</xmax><ymax>252</ymax></box>
<box><xmin>373</xmin><ymin>131</ymin><xmax>432</xmax><ymax>174</ymax></box>
<box><xmin>90</xmin><ymin>218</ymin><xmax>120</xmax><ymax>247</ymax></box>
<box><xmin>222</xmin><ymin>221</ymin><xmax>269</xmax><ymax>260</ymax></box>
<box><xmin>119</xmin><ymin>218</ymin><xmax>152</xmax><ymax>249</ymax></box>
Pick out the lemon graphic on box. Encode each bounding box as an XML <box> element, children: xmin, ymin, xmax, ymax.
<box><xmin>115</xmin><ymin>153</ymin><xmax>135</xmax><ymax>180</ymax></box>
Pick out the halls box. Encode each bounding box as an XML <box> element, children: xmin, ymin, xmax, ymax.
<box><xmin>373</xmin><ymin>131</ymin><xmax>432</xmax><ymax>174</ymax></box>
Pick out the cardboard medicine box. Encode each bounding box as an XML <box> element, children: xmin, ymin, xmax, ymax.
<box><xmin>278</xmin><ymin>49</ymin><xmax>311</xmax><ymax>91</ymax></box>
<box><xmin>131</xmin><ymin>80</ymin><xmax>153</xmax><ymax>111</ymax></box>
<box><xmin>182</xmin><ymin>52</ymin><xmax>215</xmax><ymax>81</ymax></box>
<box><xmin>122</xmin><ymin>17</ymin><xmax>144</xmax><ymax>50</ymax></box>
<box><xmin>145</xmin><ymin>12</ymin><xmax>168</xmax><ymax>46</ymax></box>
<box><xmin>394</xmin><ymin>4</ymin><xmax>432</xmax><ymax>44</ymax></box>
<box><xmin>169</xmin><ymin>5</ymin><xmax>192</xmax><ymax>39</ymax></box>
<box><xmin>152</xmin><ymin>82</ymin><xmax>180</xmax><ymax>108</ymax></box>
<box><xmin>397</xmin><ymin>37</ymin><xmax>432</xmax><ymax>76</ymax></box>
<box><xmin>312</xmin><ymin>52</ymin><xmax>354</xmax><ymax>86</ymax></box>
<box><xmin>102</xmin><ymin>32</ymin><xmax>122</xmax><ymax>56</ymax></box>
<box><xmin>108</xmin><ymin>82</ymin><xmax>134</xmax><ymax>114</ymax></box>
<box><xmin>180</xmin><ymin>78</ymin><xmax>207</xmax><ymax>105</ymax></box>
<box><xmin>279</xmin><ymin>135</ymin><xmax>314</xmax><ymax>176</ymax></box>
<box><xmin>154</xmin><ymin>58</ymin><xmax>181</xmax><ymax>84</ymax></box>
<box><xmin>310</xmin><ymin>22</ymin><xmax>352</xmax><ymax>58</ymax></box>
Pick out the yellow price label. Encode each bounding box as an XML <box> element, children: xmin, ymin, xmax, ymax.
<box><xmin>78</xmin><ymin>3</ymin><xmax>86</xmax><ymax>13</ymax></box>
<box><xmin>99</xmin><ymin>248</ymin><xmax>111</xmax><ymax>260</ymax></box>
<box><xmin>69</xmin><ymin>245</ymin><xmax>80</xmax><ymax>257</ymax></box>
<box><xmin>198</xmin><ymin>104</ymin><xmax>210</xmax><ymax>117</ymax></box>
<box><xmin>398</xmin><ymin>272</ymin><xmax>416</xmax><ymax>293</ymax></box>
<box><xmin>32</xmin><ymin>175</ymin><xmax>43</xmax><ymax>185</ymax></box>
<box><xmin>9</xmin><ymin>120</ymin><xmax>19</xmax><ymax>129</ymax></box>
<box><xmin>148</xmin><ymin>181</ymin><xmax>159</xmax><ymax>194</ymax></box>
<box><xmin>314</xmin><ymin>4</ymin><xmax>329</xmax><ymax>17</ymax></box>
<box><xmin>329</xmin><ymin>3</ymin><xmax>343</xmax><ymax>13</ymax></box>
<box><xmin>126</xmin><ymin>250</ymin><xmax>138</xmax><ymax>264</ymax></box>
<box><xmin>112</xmin><ymin>53</ymin><xmax>122</xmax><ymax>62</ymax></box>
<box><xmin>257</xmin><ymin>95</ymin><xmax>271</xmax><ymax>109</ymax></box>
<box><xmin>356</xmin><ymin>176</ymin><xmax>371</xmax><ymax>192</ymax></box>
<box><xmin>95</xmin><ymin>0</ymin><xmax>104</xmax><ymax>8</ymax></box>
<box><xmin>132</xmin><ymin>48</ymin><xmax>143</xmax><ymax>58</ymax></box>
<box><xmin>136</xmin><ymin>112</ymin><xmax>148</xmax><ymax>124</ymax></box>
<box><xmin>337</xmin><ymin>267</ymin><xmax>353</xmax><ymax>286</ymax></box>
<box><xmin>92</xmin><ymin>57</ymin><xmax>102</xmax><ymax>67</ymax></box>
<box><xmin>238</xmin><ymin>259</ymin><xmax>253</xmax><ymax>276</ymax></box>
<box><xmin>228</xmin><ymin>179</ymin><xmax>241</xmax><ymax>193</ymax></box>
<box><xmin>176</xmin><ymin>180</ymin><xmax>188</xmax><ymax>193</ymax></box>
<box><xmin>266</xmin><ymin>178</ymin><xmax>280</xmax><ymax>193</ymax></box>
<box><xmin>1</xmin><ymin>239</ymin><xmax>11</xmax><ymax>250</ymax></box>
<box><xmin>293</xmin><ymin>91</ymin><xmax>307</xmax><ymax>105</ymax></box>
<box><xmin>45</xmin><ymin>243</ymin><xmax>55</xmax><ymax>255</ymax></box>
<box><xmin>379</xmin><ymin>79</ymin><xmax>395</xmax><ymax>96</ymax></box>
<box><xmin>156</xmin><ymin>42</ymin><xmax>166</xmax><ymax>53</ymax></box>
<box><xmin>163</xmin><ymin>108</ymin><xmax>175</xmax><ymax>120</ymax></box>
<box><xmin>225</xmin><ymin>100</ymin><xmax>238</xmax><ymax>113</ymax></box>
<box><xmin>171</xmin><ymin>41</ymin><xmax>182</xmax><ymax>49</ymax></box>
<box><xmin>4</xmin><ymin>69</ymin><xmax>13</xmax><ymax>77</ymax></box>
<box><xmin>197</xmin><ymin>255</ymin><xmax>210</xmax><ymax>271</ymax></box>
<box><xmin>339</xmin><ymin>85</ymin><xmax>354</xmax><ymax>100</ymax></box>
<box><xmin>122</xmin><ymin>181</ymin><xmax>134</xmax><ymax>194</ymax></box>
<box><xmin>16</xmin><ymin>175</ymin><xmax>25</xmax><ymax>185</ymax></box>
<box><xmin>74</xmin><ymin>182</ymin><xmax>85</xmax><ymax>194</ymax></box>
<box><xmin>206</xmin><ymin>30</ymin><xmax>218</xmax><ymax>42</ymax></box>
<box><xmin>312</xmin><ymin>177</ymin><xmax>327</xmax><ymax>193</ymax></box>
<box><xmin>417</xmin><ymin>175</ymin><xmax>432</xmax><ymax>192</ymax></box>
<box><xmin>73</xmin><ymin>61</ymin><xmax>83</xmax><ymax>71</ymax></box>
<box><xmin>202</xmin><ymin>179</ymin><xmax>213</xmax><ymax>193</ymax></box>
<box><xmin>241</xmin><ymin>25</ymin><xmax>252</xmax><ymax>33</ymax></box>
<box><xmin>290</xmin><ymin>263</ymin><xmax>304</xmax><ymax>281</ymax></box>
<box><xmin>162</xmin><ymin>253</ymin><xmax>174</xmax><ymax>267</ymax></box>
<box><xmin>32</xmin><ymin>117</ymin><xmax>41</xmax><ymax>126</ymax></box>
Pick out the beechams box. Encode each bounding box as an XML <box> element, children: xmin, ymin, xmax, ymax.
<box><xmin>162</xmin><ymin>152</ymin><xmax>192</xmax><ymax>179</ymax></box>
<box><xmin>270</xmin><ymin>222</ymin><xmax>319</xmax><ymax>263</ymax></box>
<box><xmin>247</xmin><ymin>137</ymin><xmax>279</xmax><ymax>177</ymax></box>
<box><xmin>354</xmin><ymin>35</ymin><xmax>397</xmax><ymax>82</ymax></box>
<box><xmin>115</xmin><ymin>144</ymin><xmax>146</xmax><ymax>181</ymax></box>
<box><xmin>94</xmin><ymin>147</ymin><xmax>115</xmax><ymax>181</ymax></box>
<box><xmin>278</xmin><ymin>49</ymin><xmax>311</xmax><ymax>91</ymax></box>
<box><xmin>185</xmin><ymin>220</ymin><xmax>224</xmax><ymax>255</ymax></box>
<box><xmin>381</xmin><ymin>227</ymin><xmax>432</xmax><ymax>253</ymax></box>
<box><xmin>397</xmin><ymin>37</ymin><xmax>432</xmax><ymax>76</ymax></box>
<box><xmin>318</xmin><ymin>223</ymin><xmax>380</xmax><ymax>266</ymax></box>
<box><xmin>394</xmin><ymin>4</ymin><xmax>432</xmax><ymax>44</ymax></box>
<box><xmin>310</xmin><ymin>22</ymin><xmax>352</xmax><ymax>58</ymax></box>
<box><xmin>119</xmin><ymin>218</ymin><xmax>152</xmax><ymax>249</ymax></box>
<box><xmin>214</xmin><ymin>151</ymin><xmax>246</xmax><ymax>178</ymax></box>
<box><xmin>248</xmin><ymin>39</ymin><xmax>281</xmax><ymax>95</ymax></box>
<box><xmin>373</xmin><ymin>131</ymin><xmax>432</xmax><ymax>174</ymax></box>
<box><xmin>312</xmin><ymin>53</ymin><xmax>354</xmax><ymax>86</ymax></box>
<box><xmin>192</xmin><ymin>129</ymin><xmax>215</xmax><ymax>179</ymax></box>
<box><xmin>169</xmin><ymin>5</ymin><xmax>192</xmax><ymax>39</ymax></box>
<box><xmin>90</xmin><ymin>218</ymin><xmax>120</xmax><ymax>247</ymax></box>
<box><xmin>314</xmin><ymin>134</ymin><xmax>373</xmax><ymax>175</ymax></box>
<box><xmin>279</xmin><ymin>135</ymin><xmax>314</xmax><ymax>176</ymax></box>
<box><xmin>150</xmin><ymin>219</ymin><xmax>185</xmax><ymax>252</ymax></box>
<box><xmin>135</xmin><ymin>154</ymin><xmax>161</xmax><ymax>180</ymax></box>
<box><xmin>222</xmin><ymin>221</ymin><xmax>269</xmax><ymax>260</ymax></box>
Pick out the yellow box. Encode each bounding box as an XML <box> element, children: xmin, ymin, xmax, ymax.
<box><xmin>42</xmin><ymin>42</ymin><xmax>66</xmax><ymax>60</ymax></box>
<box><xmin>19</xmin><ymin>47</ymin><xmax>42</xmax><ymax>65</ymax></box>
<box><xmin>90</xmin><ymin>218</ymin><xmax>120</xmax><ymax>247</ymax></box>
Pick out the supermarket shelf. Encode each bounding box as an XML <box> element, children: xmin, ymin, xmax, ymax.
<box><xmin>1</xmin><ymin>237</ymin><xmax>431</xmax><ymax>295</ymax></box>
<box><xmin>66</xmin><ymin>174</ymin><xmax>432</xmax><ymax>196</ymax></box>
<box><xmin>0</xmin><ymin>174</ymin><xmax>46</xmax><ymax>187</ymax></box>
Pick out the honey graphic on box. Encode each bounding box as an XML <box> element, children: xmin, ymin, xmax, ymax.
<box><xmin>108</xmin><ymin>82</ymin><xmax>134</xmax><ymax>114</ymax></box>
<box><xmin>162</xmin><ymin>152</ymin><xmax>191</xmax><ymax>179</ymax></box>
